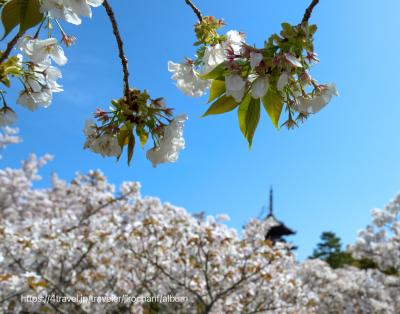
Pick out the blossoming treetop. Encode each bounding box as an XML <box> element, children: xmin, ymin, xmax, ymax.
<box><xmin>0</xmin><ymin>128</ymin><xmax>399</xmax><ymax>314</ymax></box>
<box><xmin>0</xmin><ymin>0</ymin><xmax>338</xmax><ymax>166</ymax></box>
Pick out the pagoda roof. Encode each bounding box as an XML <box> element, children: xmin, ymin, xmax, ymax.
<box><xmin>264</xmin><ymin>187</ymin><xmax>296</xmax><ymax>241</ymax></box>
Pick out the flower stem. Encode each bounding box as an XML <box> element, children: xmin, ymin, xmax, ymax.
<box><xmin>102</xmin><ymin>0</ymin><xmax>133</xmax><ymax>109</ymax></box>
<box><xmin>184</xmin><ymin>0</ymin><xmax>203</xmax><ymax>22</ymax></box>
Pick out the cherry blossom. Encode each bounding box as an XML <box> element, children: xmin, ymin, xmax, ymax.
<box><xmin>1</xmin><ymin>129</ymin><xmax>400</xmax><ymax>313</ymax></box>
<box><xmin>225</xmin><ymin>74</ymin><xmax>246</xmax><ymax>102</ymax></box>
<box><xmin>0</xmin><ymin>107</ymin><xmax>17</xmax><ymax>126</ymax></box>
<box><xmin>294</xmin><ymin>84</ymin><xmax>339</xmax><ymax>114</ymax></box>
<box><xmin>146</xmin><ymin>114</ymin><xmax>188</xmax><ymax>167</ymax></box>
<box><xmin>19</xmin><ymin>37</ymin><xmax>67</xmax><ymax>66</ymax></box>
<box><xmin>168</xmin><ymin>61</ymin><xmax>210</xmax><ymax>97</ymax></box>
<box><xmin>41</xmin><ymin>0</ymin><xmax>104</xmax><ymax>25</ymax></box>
<box><xmin>251</xmin><ymin>76</ymin><xmax>270</xmax><ymax>99</ymax></box>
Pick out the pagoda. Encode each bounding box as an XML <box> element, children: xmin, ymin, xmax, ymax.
<box><xmin>264</xmin><ymin>187</ymin><xmax>296</xmax><ymax>245</ymax></box>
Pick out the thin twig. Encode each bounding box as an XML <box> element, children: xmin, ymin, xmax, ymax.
<box><xmin>102</xmin><ymin>0</ymin><xmax>132</xmax><ymax>106</ymax></box>
<box><xmin>301</xmin><ymin>0</ymin><xmax>320</xmax><ymax>23</ymax></box>
<box><xmin>64</xmin><ymin>191</ymin><xmax>133</xmax><ymax>233</ymax></box>
<box><xmin>184</xmin><ymin>0</ymin><xmax>203</xmax><ymax>22</ymax></box>
<box><xmin>0</xmin><ymin>33</ymin><xmax>22</xmax><ymax>64</ymax></box>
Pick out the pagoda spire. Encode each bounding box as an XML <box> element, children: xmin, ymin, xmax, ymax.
<box><xmin>268</xmin><ymin>186</ymin><xmax>273</xmax><ymax>216</ymax></box>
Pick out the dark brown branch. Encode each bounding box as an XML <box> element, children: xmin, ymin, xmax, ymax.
<box><xmin>0</xmin><ymin>33</ymin><xmax>22</xmax><ymax>64</ymax></box>
<box><xmin>301</xmin><ymin>0</ymin><xmax>320</xmax><ymax>23</ymax></box>
<box><xmin>184</xmin><ymin>0</ymin><xmax>203</xmax><ymax>22</ymax></box>
<box><xmin>102</xmin><ymin>0</ymin><xmax>131</xmax><ymax>104</ymax></box>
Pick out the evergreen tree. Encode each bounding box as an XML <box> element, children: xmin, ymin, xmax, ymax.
<box><xmin>310</xmin><ymin>232</ymin><xmax>353</xmax><ymax>269</ymax></box>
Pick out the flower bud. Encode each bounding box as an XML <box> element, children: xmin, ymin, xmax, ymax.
<box><xmin>0</xmin><ymin>106</ymin><xmax>17</xmax><ymax>126</ymax></box>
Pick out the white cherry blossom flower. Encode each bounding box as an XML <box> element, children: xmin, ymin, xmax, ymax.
<box><xmin>146</xmin><ymin>114</ymin><xmax>187</xmax><ymax>167</ymax></box>
<box><xmin>17</xmin><ymin>89</ymin><xmax>52</xmax><ymax>111</ymax></box>
<box><xmin>40</xmin><ymin>0</ymin><xmax>104</xmax><ymax>24</ymax></box>
<box><xmin>250</xmin><ymin>51</ymin><xmax>263</xmax><ymax>69</ymax></box>
<box><xmin>251</xmin><ymin>76</ymin><xmax>269</xmax><ymax>99</ymax></box>
<box><xmin>0</xmin><ymin>107</ymin><xmax>17</xmax><ymax>126</ymax></box>
<box><xmin>202</xmin><ymin>44</ymin><xmax>225</xmax><ymax>74</ymax></box>
<box><xmin>83</xmin><ymin>120</ymin><xmax>121</xmax><ymax>157</ymax></box>
<box><xmin>32</xmin><ymin>62</ymin><xmax>64</xmax><ymax>93</ymax></box>
<box><xmin>16</xmin><ymin>62</ymin><xmax>63</xmax><ymax>111</ymax></box>
<box><xmin>225</xmin><ymin>74</ymin><xmax>246</xmax><ymax>102</ymax></box>
<box><xmin>168</xmin><ymin>61</ymin><xmax>210</xmax><ymax>97</ymax></box>
<box><xmin>20</xmin><ymin>38</ymin><xmax>67</xmax><ymax>66</ymax></box>
<box><xmin>224</xmin><ymin>30</ymin><xmax>245</xmax><ymax>55</ymax></box>
<box><xmin>66</xmin><ymin>0</ymin><xmax>104</xmax><ymax>18</ymax></box>
<box><xmin>277</xmin><ymin>71</ymin><xmax>290</xmax><ymax>91</ymax></box>
<box><xmin>41</xmin><ymin>0</ymin><xmax>81</xmax><ymax>25</ymax></box>
<box><xmin>294</xmin><ymin>83</ymin><xmax>338</xmax><ymax>114</ymax></box>
<box><xmin>90</xmin><ymin>134</ymin><xmax>121</xmax><ymax>157</ymax></box>
<box><xmin>284</xmin><ymin>53</ymin><xmax>302</xmax><ymax>68</ymax></box>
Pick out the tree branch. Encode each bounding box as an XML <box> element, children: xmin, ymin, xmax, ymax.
<box><xmin>184</xmin><ymin>0</ymin><xmax>203</xmax><ymax>22</ymax></box>
<box><xmin>301</xmin><ymin>0</ymin><xmax>320</xmax><ymax>23</ymax></box>
<box><xmin>0</xmin><ymin>33</ymin><xmax>22</xmax><ymax>64</ymax></box>
<box><xmin>64</xmin><ymin>191</ymin><xmax>134</xmax><ymax>233</ymax></box>
<box><xmin>102</xmin><ymin>0</ymin><xmax>131</xmax><ymax>104</ymax></box>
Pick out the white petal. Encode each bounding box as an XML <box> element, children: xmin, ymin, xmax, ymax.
<box><xmin>285</xmin><ymin>53</ymin><xmax>302</xmax><ymax>68</ymax></box>
<box><xmin>277</xmin><ymin>72</ymin><xmax>289</xmax><ymax>91</ymax></box>
<box><xmin>86</xmin><ymin>0</ymin><xmax>103</xmax><ymax>7</ymax></box>
<box><xmin>251</xmin><ymin>76</ymin><xmax>269</xmax><ymax>99</ymax></box>
<box><xmin>50</xmin><ymin>45</ymin><xmax>68</xmax><ymax>65</ymax></box>
<box><xmin>226</xmin><ymin>86</ymin><xmax>245</xmax><ymax>103</ymax></box>
<box><xmin>225</xmin><ymin>74</ymin><xmax>246</xmax><ymax>92</ymax></box>
<box><xmin>250</xmin><ymin>52</ymin><xmax>263</xmax><ymax>69</ymax></box>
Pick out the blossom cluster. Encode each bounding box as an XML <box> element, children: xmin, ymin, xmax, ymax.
<box><xmin>1</xmin><ymin>129</ymin><xmax>399</xmax><ymax>314</ymax></box>
<box><xmin>298</xmin><ymin>259</ymin><xmax>400</xmax><ymax>313</ymax></box>
<box><xmin>351</xmin><ymin>194</ymin><xmax>400</xmax><ymax>273</ymax></box>
<box><xmin>16</xmin><ymin>37</ymin><xmax>65</xmax><ymax>111</ymax></box>
<box><xmin>0</xmin><ymin>131</ymin><xmax>311</xmax><ymax>313</ymax></box>
<box><xmin>0</xmin><ymin>0</ymin><xmax>103</xmax><ymax>126</ymax></box>
<box><xmin>0</xmin><ymin>0</ymin><xmax>189</xmax><ymax>167</ymax></box>
<box><xmin>83</xmin><ymin>89</ymin><xmax>188</xmax><ymax>167</ymax></box>
<box><xmin>169</xmin><ymin>17</ymin><xmax>339</xmax><ymax>145</ymax></box>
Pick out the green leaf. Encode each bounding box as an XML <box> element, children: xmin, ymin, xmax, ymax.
<box><xmin>1</xmin><ymin>0</ymin><xmax>43</xmax><ymax>40</ymax></box>
<box><xmin>117</xmin><ymin>126</ymin><xmax>130</xmax><ymax>147</ymax></box>
<box><xmin>208</xmin><ymin>79</ymin><xmax>225</xmax><ymax>103</ymax></box>
<box><xmin>202</xmin><ymin>95</ymin><xmax>238</xmax><ymax>116</ymax></box>
<box><xmin>261</xmin><ymin>89</ymin><xmax>284</xmax><ymax>129</ymax></box>
<box><xmin>238</xmin><ymin>94</ymin><xmax>260</xmax><ymax>148</ymax></box>
<box><xmin>127</xmin><ymin>132</ymin><xmax>135</xmax><ymax>166</ymax></box>
<box><xmin>200</xmin><ymin>62</ymin><xmax>226</xmax><ymax>80</ymax></box>
<box><xmin>136</xmin><ymin>127</ymin><xmax>148</xmax><ymax>148</ymax></box>
<box><xmin>1</xmin><ymin>0</ymin><xmax>19</xmax><ymax>39</ymax></box>
<box><xmin>19</xmin><ymin>0</ymin><xmax>42</xmax><ymax>34</ymax></box>
<box><xmin>309</xmin><ymin>24</ymin><xmax>318</xmax><ymax>35</ymax></box>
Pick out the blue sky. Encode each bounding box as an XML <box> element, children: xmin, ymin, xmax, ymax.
<box><xmin>2</xmin><ymin>0</ymin><xmax>400</xmax><ymax>259</ymax></box>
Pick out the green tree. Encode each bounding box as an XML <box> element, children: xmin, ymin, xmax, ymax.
<box><xmin>310</xmin><ymin>231</ymin><xmax>353</xmax><ymax>269</ymax></box>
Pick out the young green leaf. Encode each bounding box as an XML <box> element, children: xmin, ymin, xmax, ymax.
<box><xmin>200</xmin><ymin>62</ymin><xmax>227</xmax><ymax>80</ymax></box>
<box><xmin>1</xmin><ymin>0</ymin><xmax>43</xmax><ymax>40</ymax></box>
<box><xmin>202</xmin><ymin>95</ymin><xmax>238</xmax><ymax>116</ymax></box>
<box><xmin>238</xmin><ymin>94</ymin><xmax>260</xmax><ymax>148</ymax></box>
<box><xmin>127</xmin><ymin>132</ymin><xmax>135</xmax><ymax>166</ymax></box>
<box><xmin>262</xmin><ymin>89</ymin><xmax>284</xmax><ymax>129</ymax></box>
<box><xmin>208</xmin><ymin>79</ymin><xmax>225</xmax><ymax>103</ymax></box>
<box><xmin>19</xmin><ymin>0</ymin><xmax>43</xmax><ymax>34</ymax></box>
<box><xmin>1</xmin><ymin>0</ymin><xmax>19</xmax><ymax>39</ymax></box>
<box><xmin>136</xmin><ymin>127</ymin><xmax>148</xmax><ymax>148</ymax></box>
<box><xmin>117</xmin><ymin>126</ymin><xmax>130</xmax><ymax>147</ymax></box>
